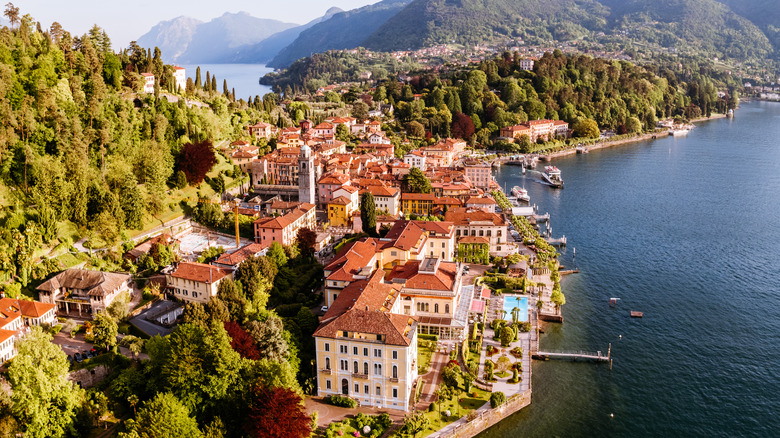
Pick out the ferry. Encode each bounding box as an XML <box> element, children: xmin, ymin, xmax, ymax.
<box><xmin>511</xmin><ymin>186</ymin><xmax>530</xmax><ymax>202</ymax></box>
<box><xmin>541</xmin><ymin>166</ymin><xmax>564</xmax><ymax>188</ymax></box>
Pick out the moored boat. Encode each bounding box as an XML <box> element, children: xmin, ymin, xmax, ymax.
<box><xmin>511</xmin><ymin>186</ymin><xmax>530</xmax><ymax>202</ymax></box>
<box><xmin>541</xmin><ymin>166</ymin><xmax>564</xmax><ymax>188</ymax></box>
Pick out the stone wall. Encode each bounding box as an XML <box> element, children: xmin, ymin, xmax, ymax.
<box><xmin>68</xmin><ymin>365</ymin><xmax>110</xmax><ymax>388</ymax></box>
<box><xmin>446</xmin><ymin>390</ymin><xmax>531</xmax><ymax>438</ymax></box>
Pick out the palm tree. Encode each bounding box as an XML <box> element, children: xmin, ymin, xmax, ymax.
<box><xmin>511</xmin><ymin>307</ymin><xmax>520</xmax><ymax>323</ymax></box>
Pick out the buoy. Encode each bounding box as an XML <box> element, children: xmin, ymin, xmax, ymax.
<box><xmin>610</xmin><ymin>413</ymin><xmax>614</xmax><ymax>418</ymax></box>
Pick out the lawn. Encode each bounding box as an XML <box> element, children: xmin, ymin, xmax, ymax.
<box><xmin>405</xmin><ymin>387</ymin><xmax>491</xmax><ymax>437</ymax></box>
<box><xmin>418</xmin><ymin>338</ymin><xmax>435</xmax><ymax>374</ymax></box>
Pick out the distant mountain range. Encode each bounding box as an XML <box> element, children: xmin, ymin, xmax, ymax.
<box><xmin>138</xmin><ymin>0</ymin><xmax>780</xmax><ymax>68</ymax></box>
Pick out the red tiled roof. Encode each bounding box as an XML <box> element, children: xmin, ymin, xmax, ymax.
<box><xmin>171</xmin><ymin>262</ymin><xmax>230</xmax><ymax>284</ymax></box>
<box><xmin>213</xmin><ymin>243</ymin><xmax>265</xmax><ymax>267</ymax></box>
<box><xmin>458</xmin><ymin>236</ymin><xmax>490</xmax><ymax>244</ymax></box>
<box><xmin>386</xmin><ymin>260</ymin><xmax>458</xmax><ymax>292</ymax></box>
<box><xmin>401</xmin><ymin>193</ymin><xmax>435</xmax><ymax>201</ymax></box>
<box><xmin>466</xmin><ymin>197</ymin><xmax>496</xmax><ymax>205</ymax></box>
<box><xmin>0</xmin><ymin>329</ymin><xmax>14</xmax><ymax>344</ymax></box>
<box><xmin>444</xmin><ymin>208</ymin><xmax>505</xmax><ymax>226</ymax></box>
<box><xmin>16</xmin><ymin>300</ymin><xmax>55</xmax><ymax>318</ymax></box>
<box><xmin>325</xmin><ymin>239</ymin><xmax>379</xmax><ymax>282</ymax></box>
<box><xmin>329</xmin><ymin>196</ymin><xmax>352</xmax><ymax>206</ymax></box>
<box><xmin>254</xmin><ymin>203</ymin><xmax>315</xmax><ymax>229</ymax></box>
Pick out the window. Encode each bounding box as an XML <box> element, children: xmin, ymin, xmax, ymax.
<box><xmin>340</xmin><ymin>345</ymin><xmax>348</xmax><ymax>354</ymax></box>
<box><xmin>374</xmin><ymin>349</ymin><xmax>382</xmax><ymax>358</ymax></box>
<box><xmin>442</xmin><ymin>242</ymin><xmax>446</xmax><ymax>248</ymax></box>
<box><xmin>325</xmin><ymin>343</ymin><xmax>330</xmax><ymax>352</ymax></box>
<box><xmin>340</xmin><ymin>360</ymin><xmax>348</xmax><ymax>370</ymax></box>
<box><xmin>430</xmin><ymin>242</ymin><xmax>434</xmax><ymax>247</ymax></box>
<box><xmin>364</xmin><ymin>384</ymin><xmax>369</xmax><ymax>394</ymax></box>
<box><xmin>376</xmin><ymin>386</ymin><xmax>381</xmax><ymax>396</ymax></box>
<box><xmin>363</xmin><ymin>347</ymin><xmax>369</xmax><ymax>357</ymax></box>
<box><xmin>486</xmin><ymin>230</ymin><xmax>492</xmax><ymax>237</ymax></box>
<box><xmin>393</xmin><ymin>388</ymin><xmax>398</xmax><ymax>398</ymax></box>
<box><xmin>353</xmin><ymin>361</ymin><xmax>358</xmax><ymax>374</ymax></box>
<box><xmin>479</xmin><ymin>230</ymin><xmax>484</xmax><ymax>237</ymax></box>
<box><xmin>326</xmin><ymin>380</ymin><xmax>331</xmax><ymax>390</ymax></box>
<box><xmin>434</xmin><ymin>304</ymin><xmax>439</xmax><ymax>313</ymax></box>
<box><xmin>393</xmin><ymin>366</ymin><xmax>398</xmax><ymax>379</ymax></box>
<box><xmin>353</xmin><ymin>346</ymin><xmax>358</xmax><ymax>355</ymax></box>
<box><xmin>445</xmin><ymin>304</ymin><xmax>450</xmax><ymax>314</ymax></box>
<box><xmin>355</xmin><ymin>383</ymin><xmax>359</xmax><ymax>393</ymax></box>
<box><xmin>374</xmin><ymin>364</ymin><xmax>382</xmax><ymax>375</ymax></box>
<box><xmin>326</xmin><ymin>358</ymin><xmax>331</xmax><ymax>370</ymax></box>
<box><xmin>364</xmin><ymin>362</ymin><xmax>368</xmax><ymax>375</ymax></box>
<box><xmin>392</xmin><ymin>350</ymin><xmax>398</xmax><ymax>360</ymax></box>
<box><xmin>333</xmin><ymin>293</ymin><xmax>338</xmax><ymax>302</ymax></box>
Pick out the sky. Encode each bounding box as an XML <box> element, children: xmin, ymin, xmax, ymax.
<box><xmin>15</xmin><ymin>0</ymin><xmax>379</xmax><ymax>50</ymax></box>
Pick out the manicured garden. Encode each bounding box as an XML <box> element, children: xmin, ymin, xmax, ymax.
<box><xmin>321</xmin><ymin>413</ymin><xmax>392</xmax><ymax>438</ymax></box>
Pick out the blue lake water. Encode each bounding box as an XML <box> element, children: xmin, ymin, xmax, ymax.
<box><xmin>485</xmin><ymin>101</ymin><xmax>780</xmax><ymax>437</ymax></box>
<box><xmin>182</xmin><ymin>63</ymin><xmax>274</xmax><ymax>100</ymax></box>
<box><xmin>502</xmin><ymin>295</ymin><xmax>529</xmax><ymax>322</ymax></box>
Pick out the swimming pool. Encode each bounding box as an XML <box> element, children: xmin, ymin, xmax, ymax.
<box><xmin>501</xmin><ymin>295</ymin><xmax>528</xmax><ymax>322</ymax></box>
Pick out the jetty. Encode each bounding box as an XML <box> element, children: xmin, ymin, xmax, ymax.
<box><xmin>544</xmin><ymin>235</ymin><xmax>567</xmax><ymax>246</ymax></box>
<box><xmin>533</xmin><ymin>345</ymin><xmax>611</xmax><ymax>362</ymax></box>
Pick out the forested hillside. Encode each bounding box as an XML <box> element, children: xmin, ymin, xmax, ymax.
<box><xmin>0</xmin><ymin>12</ymin><xmax>276</xmax><ymax>288</ymax></box>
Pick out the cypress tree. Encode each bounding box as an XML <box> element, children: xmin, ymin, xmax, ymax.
<box><xmin>195</xmin><ymin>66</ymin><xmax>201</xmax><ymax>89</ymax></box>
<box><xmin>361</xmin><ymin>192</ymin><xmax>377</xmax><ymax>237</ymax></box>
<box><xmin>223</xmin><ymin>79</ymin><xmax>229</xmax><ymax>97</ymax></box>
<box><xmin>205</xmin><ymin>71</ymin><xmax>211</xmax><ymax>91</ymax></box>
<box><xmin>211</xmin><ymin>76</ymin><xmax>217</xmax><ymax>93</ymax></box>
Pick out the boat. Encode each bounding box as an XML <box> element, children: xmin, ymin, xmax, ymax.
<box><xmin>511</xmin><ymin>186</ymin><xmax>530</xmax><ymax>202</ymax></box>
<box><xmin>575</xmin><ymin>145</ymin><xmax>589</xmax><ymax>154</ymax></box>
<box><xmin>669</xmin><ymin>128</ymin><xmax>690</xmax><ymax>136</ymax></box>
<box><xmin>541</xmin><ymin>166</ymin><xmax>564</xmax><ymax>188</ymax></box>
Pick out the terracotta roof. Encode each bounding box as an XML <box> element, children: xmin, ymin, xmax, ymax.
<box><xmin>213</xmin><ymin>243</ymin><xmax>266</xmax><ymax>267</ymax></box>
<box><xmin>0</xmin><ymin>329</ymin><xmax>14</xmax><ymax>344</ymax></box>
<box><xmin>170</xmin><ymin>262</ymin><xmax>230</xmax><ymax>284</ymax></box>
<box><xmin>325</xmin><ymin>239</ymin><xmax>379</xmax><ymax>282</ymax></box>
<box><xmin>361</xmin><ymin>185</ymin><xmax>399</xmax><ymax>198</ymax></box>
<box><xmin>466</xmin><ymin>197</ymin><xmax>496</xmax><ymax>205</ymax></box>
<box><xmin>329</xmin><ymin>196</ymin><xmax>352</xmax><ymax>206</ymax></box>
<box><xmin>37</xmin><ymin>269</ymin><xmax>131</xmax><ymax>298</ymax></box>
<box><xmin>335</xmin><ymin>185</ymin><xmax>358</xmax><ymax>194</ymax></box>
<box><xmin>0</xmin><ymin>300</ymin><xmax>21</xmax><ymax>330</ymax></box>
<box><xmin>401</xmin><ymin>193</ymin><xmax>435</xmax><ymax>201</ymax></box>
<box><xmin>386</xmin><ymin>259</ymin><xmax>458</xmax><ymax>292</ymax></box>
<box><xmin>382</xmin><ymin>220</ymin><xmax>427</xmax><ymax>251</ymax></box>
<box><xmin>318</xmin><ymin>173</ymin><xmax>350</xmax><ymax>185</ymax></box>
<box><xmin>315</xmin><ymin>271</ymin><xmax>414</xmax><ymax>346</ymax></box>
<box><xmin>444</xmin><ymin>208</ymin><xmax>506</xmax><ymax>226</ymax></box>
<box><xmin>435</xmin><ymin>197</ymin><xmax>462</xmax><ymax>206</ymax></box>
<box><xmin>458</xmin><ymin>236</ymin><xmax>490</xmax><ymax>244</ymax></box>
<box><xmin>254</xmin><ymin>204</ymin><xmax>315</xmax><ymax>229</ymax></box>
<box><xmin>16</xmin><ymin>299</ymin><xmax>56</xmax><ymax>318</ymax></box>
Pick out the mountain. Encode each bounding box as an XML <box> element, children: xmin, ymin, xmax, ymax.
<box><xmin>267</xmin><ymin>0</ymin><xmax>414</xmax><ymax>68</ymax></box>
<box><xmin>227</xmin><ymin>7</ymin><xmax>345</xmax><ymax>64</ymax></box>
<box><xmin>137</xmin><ymin>16</ymin><xmax>202</xmax><ymax>62</ymax></box>
<box><xmin>137</xmin><ymin>12</ymin><xmax>297</xmax><ymax>64</ymax></box>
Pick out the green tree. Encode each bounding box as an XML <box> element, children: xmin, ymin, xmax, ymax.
<box><xmin>246</xmin><ymin>317</ymin><xmax>288</xmax><ymax>362</ymax></box>
<box><xmin>573</xmin><ymin>119</ymin><xmax>599</xmax><ymax>138</ymax></box>
<box><xmin>8</xmin><ymin>327</ymin><xmax>81</xmax><ymax>438</ymax></box>
<box><xmin>360</xmin><ymin>192</ymin><xmax>377</xmax><ymax>236</ymax></box>
<box><xmin>267</xmin><ymin>242</ymin><xmax>288</xmax><ymax>267</ymax></box>
<box><xmin>403</xmin><ymin>167</ymin><xmax>432</xmax><ymax>194</ymax></box>
<box><xmin>181</xmin><ymin>302</ymin><xmax>209</xmax><ymax>328</ymax></box>
<box><xmin>499</xmin><ymin>325</ymin><xmax>515</xmax><ymax>347</ymax></box>
<box><xmin>106</xmin><ymin>291</ymin><xmax>130</xmax><ymax>321</ymax></box>
<box><xmin>406</xmin><ymin>121</ymin><xmax>425</xmax><ymax>138</ymax></box>
<box><xmin>490</xmin><ymin>391</ymin><xmax>506</xmax><ymax>408</ymax></box>
<box><xmin>401</xmin><ymin>411</ymin><xmax>430</xmax><ymax>437</ymax></box>
<box><xmin>121</xmin><ymin>392</ymin><xmax>204</xmax><ymax>438</ymax></box>
<box><xmin>92</xmin><ymin>311</ymin><xmax>118</xmax><ymax>351</ymax></box>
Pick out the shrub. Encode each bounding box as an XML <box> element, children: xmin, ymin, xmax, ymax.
<box><xmin>496</xmin><ymin>356</ymin><xmax>512</xmax><ymax>372</ymax></box>
<box><xmin>324</xmin><ymin>395</ymin><xmax>357</xmax><ymax>408</ymax></box>
<box><xmin>499</xmin><ymin>326</ymin><xmax>514</xmax><ymax>347</ymax></box>
<box><xmin>378</xmin><ymin>413</ymin><xmax>392</xmax><ymax>429</ymax></box>
<box><xmin>418</xmin><ymin>334</ymin><xmax>439</xmax><ymax>342</ymax></box>
<box><xmin>50</xmin><ymin>324</ymin><xmax>63</xmax><ymax>335</ymax></box>
<box><xmin>490</xmin><ymin>391</ymin><xmax>507</xmax><ymax>408</ymax></box>
<box><xmin>519</xmin><ymin>321</ymin><xmax>532</xmax><ymax>333</ymax></box>
<box><xmin>510</xmin><ymin>346</ymin><xmax>523</xmax><ymax>358</ymax></box>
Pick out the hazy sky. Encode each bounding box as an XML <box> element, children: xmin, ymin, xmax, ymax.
<box><xmin>15</xmin><ymin>0</ymin><xmax>378</xmax><ymax>50</ymax></box>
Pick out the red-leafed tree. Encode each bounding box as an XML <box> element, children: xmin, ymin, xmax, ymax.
<box><xmin>245</xmin><ymin>385</ymin><xmax>311</xmax><ymax>438</ymax></box>
<box><xmin>223</xmin><ymin>321</ymin><xmax>261</xmax><ymax>360</ymax></box>
<box><xmin>177</xmin><ymin>140</ymin><xmax>217</xmax><ymax>184</ymax></box>
<box><xmin>451</xmin><ymin>112</ymin><xmax>475</xmax><ymax>140</ymax></box>
<box><xmin>295</xmin><ymin>227</ymin><xmax>317</xmax><ymax>259</ymax></box>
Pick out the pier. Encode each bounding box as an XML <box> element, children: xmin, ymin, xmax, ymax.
<box><xmin>544</xmin><ymin>236</ymin><xmax>567</xmax><ymax>246</ymax></box>
<box><xmin>533</xmin><ymin>345</ymin><xmax>611</xmax><ymax>362</ymax></box>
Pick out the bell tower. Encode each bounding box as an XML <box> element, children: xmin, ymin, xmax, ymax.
<box><xmin>298</xmin><ymin>144</ymin><xmax>315</xmax><ymax>205</ymax></box>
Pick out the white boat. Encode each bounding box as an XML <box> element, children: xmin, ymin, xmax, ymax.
<box><xmin>541</xmin><ymin>166</ymin><xmax>564</xmax><ymax>189</ymax></box>
<box><xmin>511</xmin><ymin>186</ymin><xmax>530</xmax><ymax>202</ymax></box>
<box><xmin>669</xmin><ymin>128</ymin><xmax>690</xmax><ymax>136</ymax></box>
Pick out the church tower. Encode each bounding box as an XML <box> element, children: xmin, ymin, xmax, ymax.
<box><xmin>298</xmin><ymin>144</ymin><xmax>315</xmax><ymax>205</ymax></box>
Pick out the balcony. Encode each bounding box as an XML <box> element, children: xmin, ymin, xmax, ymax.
<box><xmin>352</xmin><ymin>373</ymin><xmax>368</xmax><ymax>380</ymax></box>
<box><xmin>389</xmin><ymin>377</ymin><xmax>399</xmax><ymax>383</ymax></box>
<box><xmin>320</xmin><ymin>369</ymin><xmax>331</xmax><ymax>375</ymax></box>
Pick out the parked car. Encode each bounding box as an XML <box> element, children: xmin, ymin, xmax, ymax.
<box><xmin>74</xmin><ymin>353</ymin><xmax>83</xmax><ymax>363</ymax></box>
<box><xmin>66</xmin><ymin>354</ymin><xmax>74</xmax><ymax>363</ymax></box>
<box><xmin>82</xmin><ymin>350</ymin><xmax>91</xmax><ymax>360</ymax></box>
<box><xmin>464</xmin><ymin>265</ymin><xmax>470</xmax><ymax>272</ymax></box>
<box><xmin>320</xmin><ymin>305</ymin><xmax>329</xmax><ymax>313</ymax></box>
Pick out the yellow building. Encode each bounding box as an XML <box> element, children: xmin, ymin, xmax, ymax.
<box><xmin>328</xmin><ymin>196</ymin><xmax>355</xmax><ymax>227</ymax></box>
<box><xmin>314</xmin><ymin>270</ymin><xmax>418</xmax><ymax>411</ymax></box>
<box><xmin>401</xmin><ymin>193</ymin><xmax>435</xmax><ymax>216</ymax></box>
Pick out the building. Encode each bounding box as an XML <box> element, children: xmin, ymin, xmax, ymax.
<box><xmin>463</xmin><ymin>161</ymin><xmax>492</xmax><ymax>190</ymax></box>
<box><xmin>173</xmin><ymin>66</ymin><xmax>186</xmax><ymax>92</ymax></box>
<box><xmin>212</xmin><ymin>243</ymin><xmax>268</xmax><ymax>271</ymax></box>
<box><xmin>445</xmin><ymin>208</ymin><xmax>511</xmax><ymax>256</ymax></box>
<box><xmin>247</xmin><ymin>122</ymin><xmax>275</xmax><ymax>140</ymax></box>
<box><xmin>299</xmin><ymin>145</ymin><xmax>316</xmax><ymax>205</ymax></box>
<box><xmin>401</xmin><ymin>193</ymin><xmax>435</xmax><ymax>216</ymax></box>
<box><xmin>253</xmin><ymin>203</ymin><xmax>316</xmax><ymax>248</ymax></box>
<box><xmin>318</xmin><ymin>172</ymin><xmax>351</xmax><ymax>207</ymax></box>
<box><xmin>456</xmin><ymin>236</ymin><xmax>490</xmax><ymax>264</ymax></box>
<box><xmin>323</xmin><ymin>239</ymin><xmax>380</xmax><ymax>307</ymax></box>
<box><xmin>0</xmin><ymin>298</ymin><xmax>56</xmax><ymax>363</ymax></box>
<box><xmin>166</xmin><ymin>262</ymin><xmax>232</xmax><ymax>304</ymax></box>
<box><xmin>387</xmin><ymin>258</ymin><xmax>467</xmax><ymax>341</ymax></box>
<box><xmin>500</xmin><ymin>119</ymin><xmax>568</xmax><ymax>142</ymax></box>
<box><xmin>359</xmin><ymin>185</ymin><xmax>401</xmax><ymax>216</ymax></box>
<box><xmin>141</xmin><ymin>73</ymin><xmax>155</xmax><ymax>93</ymax></box>
<box><xmin>465</xmin><ymin>196</ymin><xmax>498</xmax><ymax>213</ymax></box>
<box><xmin>37</xmin><ymin>269</ymin><xmax>132</xmax><ymax>317</ymax></box>
<box><xmin>403</xmin><ymin>151</ymin><xmax>427</xmax><ymax>171</ymax></box>
<box><xmin>230</xmin><ymin>146</ymin><xmax>259</xmax><ymax>173</ymax></box>
<box><xmin>314</xmin><ymin>269</ymin><xmax>418</xmax><ymax>411</ymax></box>
<box><xmin>328</xmin><ymin>196</ymin><xmax>356</xmax><ymax>227</ymax></box>
<box><xmin>519</xmin><ymin>59</ymin><xmax>534</xmax><ymax>71</ymax></box>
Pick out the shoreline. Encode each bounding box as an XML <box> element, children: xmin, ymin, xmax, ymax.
<box><xmin>542</xmin><ymin>113</ymin><xmax>728</xmax><ymax>161</ymax></box>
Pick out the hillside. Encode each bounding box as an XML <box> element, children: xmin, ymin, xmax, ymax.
<box><xmin>138</xmin><ymin>12</ymin><xmax>297</xmax><ymax>63</ymax></box>
<box><xmin>267</xmin><ymin>0</ymin><xmax>414</xmax><ymax>68</ymax></box>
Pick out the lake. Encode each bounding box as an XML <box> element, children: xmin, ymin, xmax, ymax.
<box><xmin>487</xmin><ymin>101</ymin><xmax>780</xmax><ymax>437</ymax></box>
<box><xmin>181</xmin><ymin>63</ymin><xmax>274</xmax><ymax>100</ymax></box>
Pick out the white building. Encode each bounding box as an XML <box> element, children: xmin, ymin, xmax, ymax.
<box><xmin>141</xmin><ymin>73</ymin><xmax>155</xmax><ymax>93</ymax></box>
<box><xmin>173</xmin><ymin>66</ymin><xmax>186</xmax><ymax>92</ymax></box>
<box><xmin>403</xmin><ymin>151</ymin><xmax>427</xmax><ymax>171</ymax></box>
